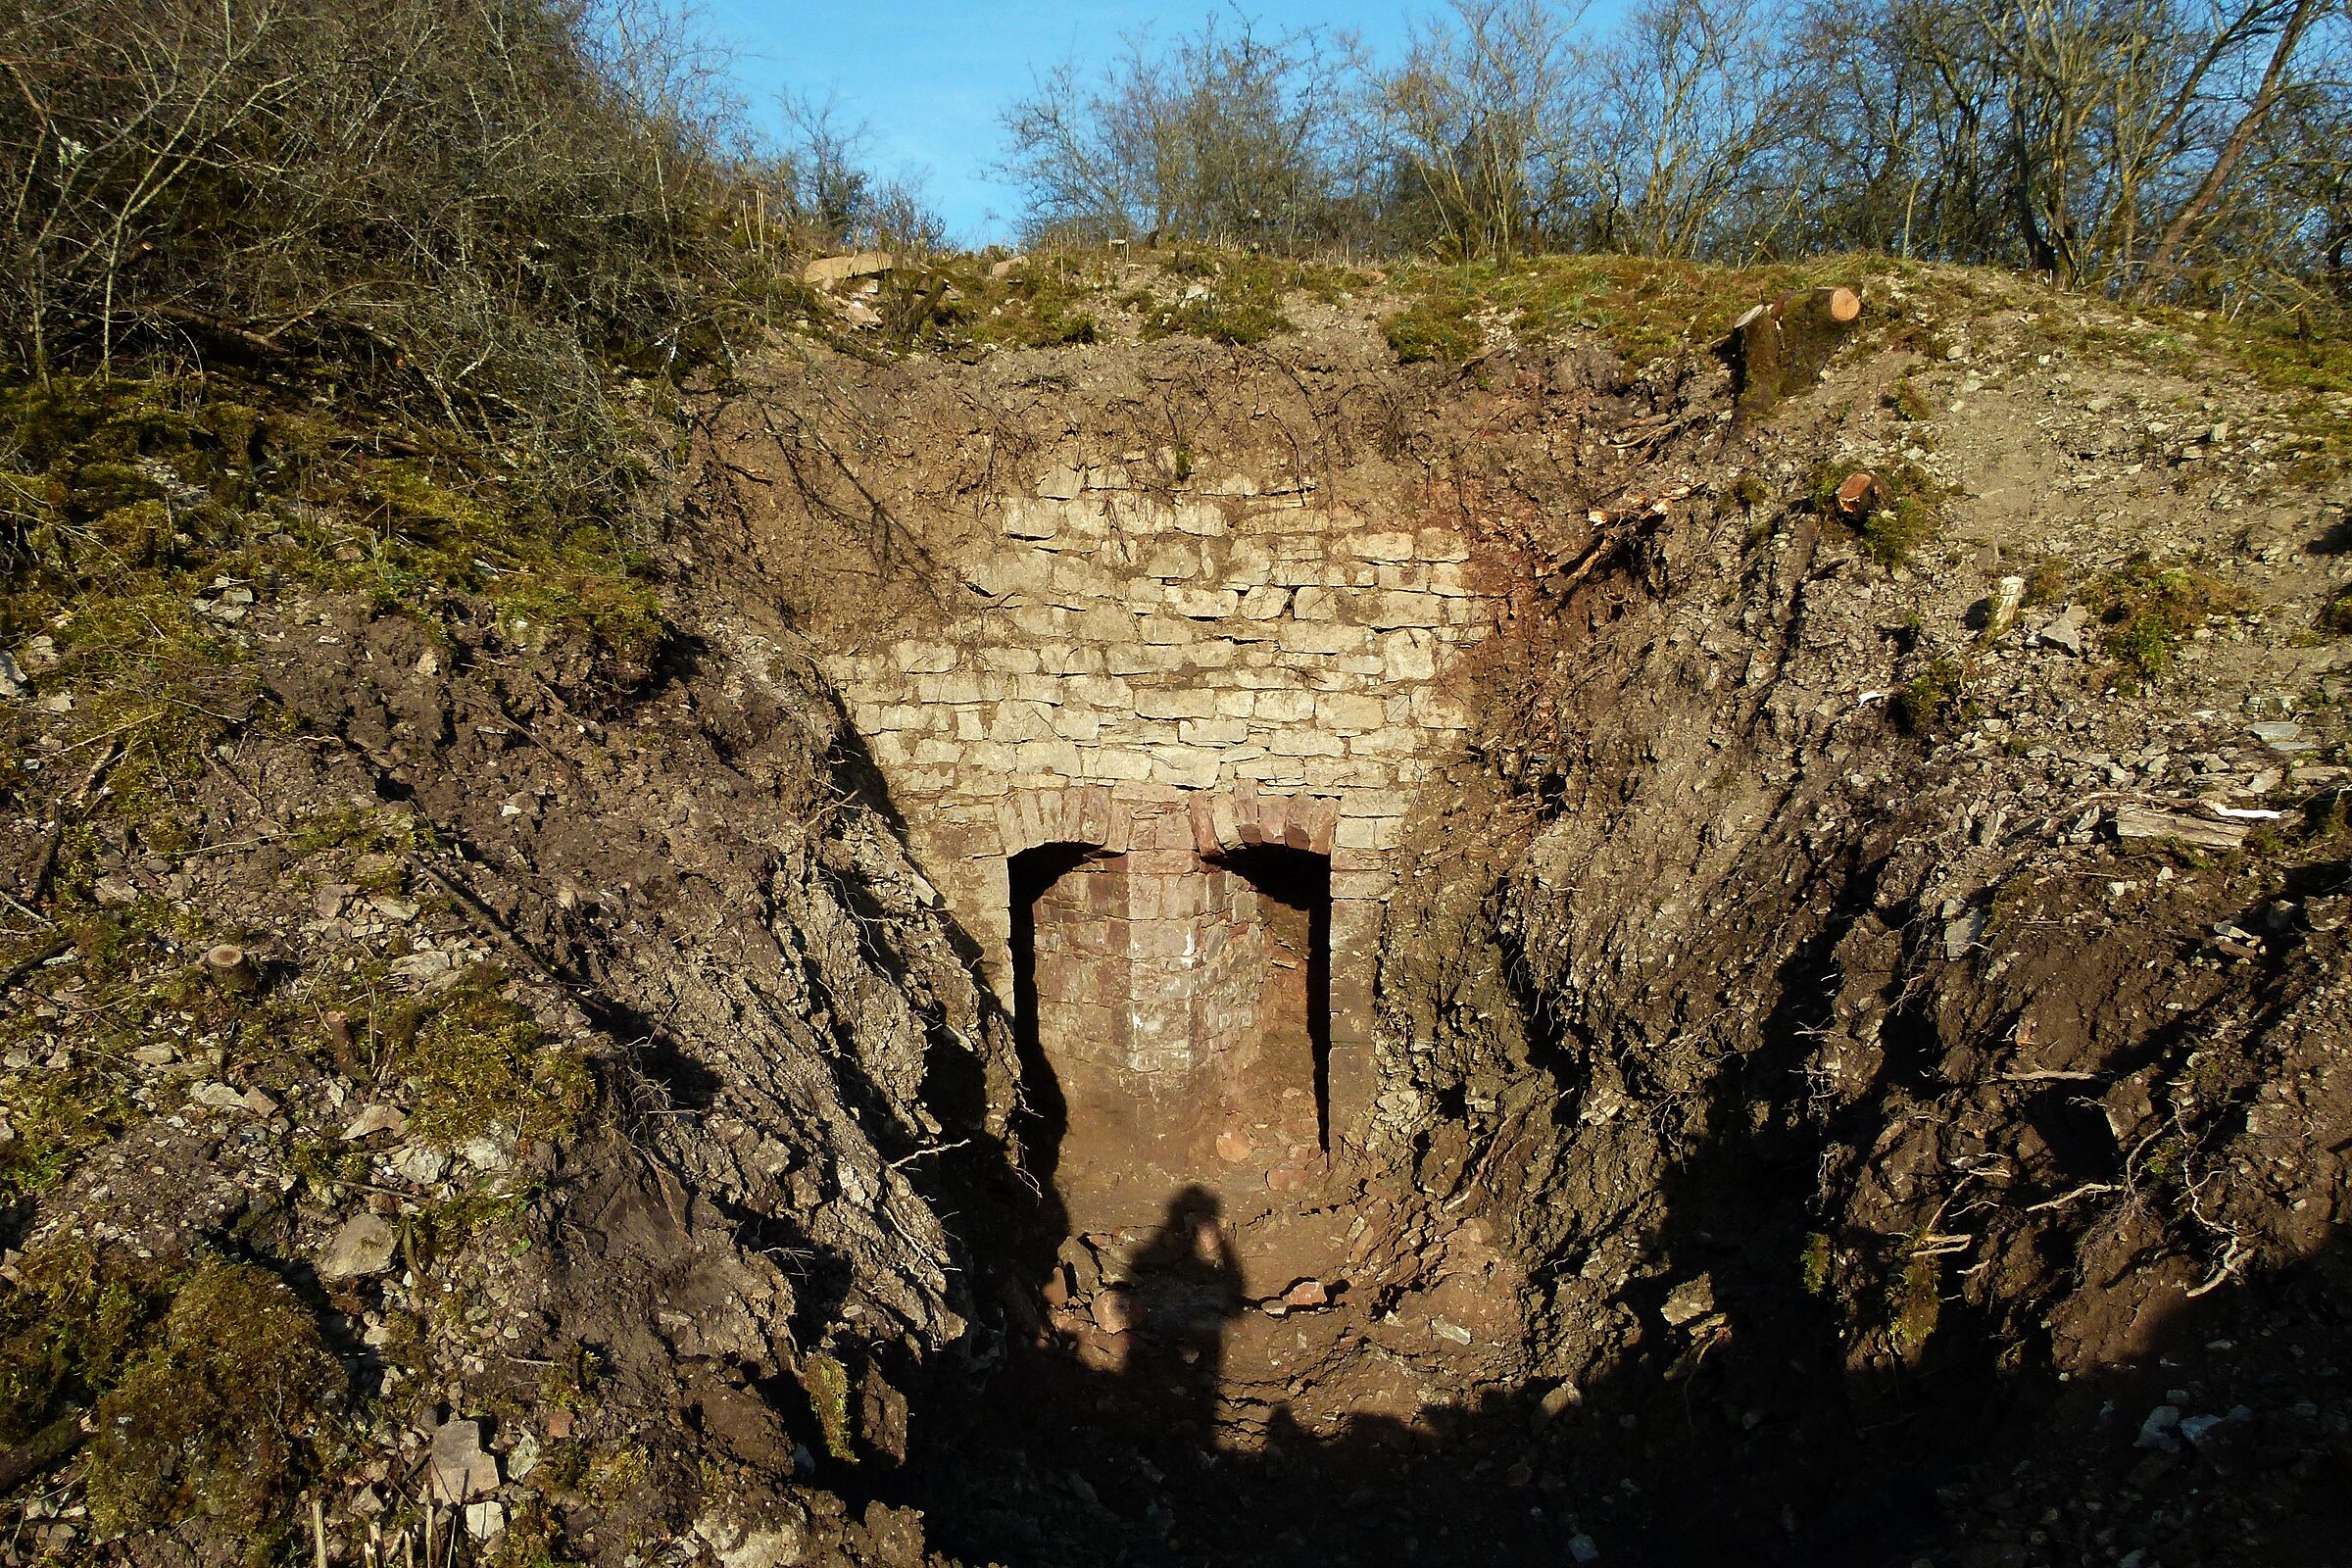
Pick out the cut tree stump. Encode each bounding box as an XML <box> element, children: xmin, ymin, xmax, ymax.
<box><xmin>203</xmin><ymin>943</ymin><xmax>258</xmax><ymax>996</ymax></box>
<box><xmin>1834</xmin><ymin>469</ymin><xmax>1888</xmax><ymax>519</ymax></box>
<box><xmin>1721</xmin><ymin>286</ymin><xmax>1862</xmax><ymax>416</ymax></box>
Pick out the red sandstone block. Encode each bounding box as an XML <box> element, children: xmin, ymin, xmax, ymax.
<box><xmin>1123</xmin><ymin>848</ymin><xmax>1198</xmax><ymax>876</ymax></box>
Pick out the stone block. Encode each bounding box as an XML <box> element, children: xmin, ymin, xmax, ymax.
<box><xmin>1170</xmin><ymin>503</ymin><xmax>1230</xmax><ymax>536</ymax></box>
<box><xmin>914</xmin><ymin>671</ymin><xmax>995</xmax><ymax>705</ymax></box>
<box><xmin>1188</xmin><ymin>796</ymin><xmax>1221</xmax><ymax>854</ymax></box>
<box><xmin>1359</xmin><ymin>530</ymin><xmax>1416</xmax><ymax>561</ymax></box>
<box><xmin>1123</xmin><ymin>844</ymin><xmax>1198</xmax><ymax>877</ymax></box>
<box><xmin>1348</xmin><ymin>726</ymin><xmax>1413</xmax><ymax>759</ymax></box>
<box><xmin>1264</xmin><ymin>725</ymin><xmax>1346</xmax><ymax>758</ymax></box>
<box><xmin>1089</xmin><ymin>750</ymin><xmax>1154</xmax><ymax>783</ymax></box>
<box><xmin>1141</xmin><ymin>540</ymin><xmax>1200</xmax><ymax>579</ymax></box>
<box><xmin>1004</xmin><ymin>498</ymin><xmax>1061</xmax><ymax>538</ymax></box>
<box><xmin>1427</xmin><ymin>562</ymin><xmax>1475</xmax><ymax>597</ymax></box>
<box><xmin>1365</xmin><ymin>590</ymin><xmax>1444</xmax><ymax>630</ymax></box>
<box><xmin>1212</xmin><ymin>689</ymin><xmax>1255</xmax><ymax>718</ymax></box>
<box><xmin>1238</xmin><ymin>584</ymin><xmax>1291</xmax><ymax>619</ymax></box>
<box><xmin>1076</xmin><ymin>605</ymin><xmax>1135</xmax><ymax>642</ymax></box>
<box><xmin>1317</xmin><ymin>693</ymin><xmax>1385</xmax><ymax>733</ymax></box>
<box><xmin>1376</xmin><ymin>563</ymin><xmax>1430</xmax><ymax>592</ymax></box>
<box><xmin>1139</xmin><ymin>615</ymin><xmax>1200</xmax><ymax>647</ymax></box>
<box><xmin>1277</xmin><ymin>621</ymin><xmax>1366</xmax><ymax>657</ymax></box>
<box><xmin>1290</xmin><ymin>796</ymin><xmax>1340</xmax><ymax>854</ymax></box>
<box><xmin>1411</xmin><ymin>689</ymin><xmax>1470</xmax><ymax>729</ymax></box>
<box><xmin>1147</xmin><ymin>747</ymin><xmax>1224</xmax><ymax>790</ymax></box>
<box><xmin>1252</xmin><ymin>689</ymin><xmax>1314</xmax><ymax>724</ymax></box>
<box><xmin>1222</xmin><ymin>541</ymin><xmax>1276</xmax><ymax>586</ymax></box>
<box><xmin>1415</xmin><ymin>526</ymin><xmax>1471</xmax><ymax>563</ymax></box>
<box><xmin>1179</xmin><ymin>716</ymin><xmax>1249</xmax><ymax>746</ymax></box>
<box><xmin>893</xmin><ymin>640</ymin><xmax>958</xmax><ymax>675</ymax></box>
<box><xmin>1291</xmin><ymin>585</ymin><xmax>1338</xmax><ymax>621</ymax></box>
<box><xmin>1332</xmin><ymin>868</ymin><xmax>1395</xmax><ymax>901</ymax></box>
<box><xmin>1337</xmin><ymin>814</ymin><xmax>1401</xmax><ymax>851</ymax></box>
<box><xmin>1039</xmin><ymin>642</ymin><xmax>1107</xmax><ymax>674</ymax></box>
<box><xmin>1052</xmin><ymin>706</ymin><xmax>1102</xmax><ymax>742</ymax></box>
<box><xmin>1134</xmin><ymin>688</ymin><xmax>1216</xmax><ymax>720</ymax></box>
<box><xmin>1010</xmin><ymin>606</ymin><xmax>1069</xmax><ymax>639</ymax></box>
<box><xmin>1138</xmin><ymin>640</ymin><xmax>1237</xmax><ymax>671</ymax></box>
<box><xmin>1380</xmin><ymin>629</ymin><xmax>1439</xmax><ymax>682</ymax></box>
<box><xmin>987</xmin><ymin>702</ymin><xmax>1054</xmax><ymax>742</ymax></box>
<box><xmin>1167</xmin><ymin>586</ymin><xmax>1241</xmax><ymax>618</ymax></box>
<box><xmin>1012</xmin><ymin>740</ymin><xmax>1083</xmax><ymax>776</ymax></box>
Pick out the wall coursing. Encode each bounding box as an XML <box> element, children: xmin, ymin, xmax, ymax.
<box><xmin>823</xmin><ymin>464</ymin><xmax>1503</xmax><ymax>1156</ymax></box>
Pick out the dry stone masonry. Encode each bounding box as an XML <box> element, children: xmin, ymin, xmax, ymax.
<box><xmin>825</xmin><ymin>463</ymin><xmax>1502</xmax><ymax>1223</ymax></box>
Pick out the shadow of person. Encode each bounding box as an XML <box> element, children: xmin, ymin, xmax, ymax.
<box><xmin>1118</xmin><ymin>1185</ymin><xmax>1245</xmax><ymax>1446</ymax></box>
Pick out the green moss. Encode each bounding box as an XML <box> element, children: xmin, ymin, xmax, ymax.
<box><xmin>1887</xmin><ymin>378</ymin><xmax>1939</xmax><ymax>422</ymax></box>
<box><xmin>1894</xmin><ymin>658</ymin><xmax>1968</xmax><ymax>735</ymax></box>
<box><xmin>800</xmin><ymin>1350</ymin><xmax>856</xmax><ymax>1462</ymax></box>
<box><xmin>2085</xmin><ymin>559</ymin><xmax>2250</xmax><ymax>686</ymax></box>
<box><xmin>286</xmin><ymin>803</ymin><xmax>431</xmax><ymax>858</ymax></box>
<box><xmin>84</xmin><ymin>1260</ymin><xmax>345</xmax><ymax>1551</ymax></box>
<box><xmin>1888</xmin><ymin>1249</ymin><xmax>1941</xmax><ymax>1361</ymax></box>
<box><xmin>0</xmin><ymin>1243</ymin><xmax>165</xmax><ymax>1444</ymax></box>
<box><xmin>2324</xmin><ymin>584</ymin><xmax>2352</xmax><ymax>636</ymax></box>
<box><xmin>1</xmin><ymin>897</ymin><xmax>224</xmax><ymax>1200</ymax></box>
<box><xmin>1806</xmin><ymin>457</ymin><xmax>1945</xmax><ymax>566</ymax></box>
<box><xmin>392</xmin><ymin>963</ymin><xmax>592</xmax><ymax>1148</ymax></box>
<box><xmin>2020</xmin><ymin>557</ymin><xmax>2069</xmax><ymax>608</ymax></box>
<box><xmin>1131</xmin><ymin>252</ymin><xmax>1328</xmax><ymax>346</ymax></box>
<box><xmin>1798</xmin><ymin>1232</ymin><xmax>1834</xmax><ymax>1298</ymax></box>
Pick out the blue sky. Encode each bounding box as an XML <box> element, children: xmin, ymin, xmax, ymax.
<box><xmin>696</xmin><ymin>2</ymin><xmax>1433</xmax><ymax>246</ymax></box>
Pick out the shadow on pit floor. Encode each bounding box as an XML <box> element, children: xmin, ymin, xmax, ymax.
<box><xmin>884</xmin><ymin>1166</ymin><xmax>2352</xmax><ymax>1568</ymax></box>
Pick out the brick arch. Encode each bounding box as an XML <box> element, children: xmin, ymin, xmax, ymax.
<box><xmin>991</xmin><ymin>781</ymin><xmax>1340</xmax><ymax>860</ymax></box>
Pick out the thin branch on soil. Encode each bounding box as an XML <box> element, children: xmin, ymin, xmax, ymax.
<box><xmin>0</xmin><ymin>936</ymin><xmax>70</xmax><ymax>996</ymax></box>
<box><xmin>2026</xmin><ymin>1181</ymin><xmax>2120</xmax><ymax>1212</ymax></box>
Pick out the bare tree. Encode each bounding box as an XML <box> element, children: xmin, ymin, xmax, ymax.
<box><xmin>1372</xmin><ymin>0</ymin><xmax>1590</xmax><ymax>259</ymax></box>
<box><xmin>1587</xmin><ymin>0</ymin><xmax>1813</xmax><ymax>258</ymax></box>
<box><xmin>998</xmin><ymin>11</ymin><xmax>1366</xmax><ymax>249</ymax></box>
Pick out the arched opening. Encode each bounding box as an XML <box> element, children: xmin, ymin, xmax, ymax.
<box><xmin>1006</xmin><ymin>841</ymin><xmax>1107</xmax><ymax>1188</ymax></box>
<box><xmin>1209</xmin><ymin>843</ymin><xmax>1332</xmax><ymax>1155</ymax></box>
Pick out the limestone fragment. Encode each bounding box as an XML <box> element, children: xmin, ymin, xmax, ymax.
<box><xmin>320</xmin><ymin>1212</ymin><xmax>397</xmax><ymax>1281</ymax></box>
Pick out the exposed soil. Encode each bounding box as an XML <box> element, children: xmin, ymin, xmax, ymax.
<box><xmin>3</xmin><ymin>261</ymin><xmax>2348</xmax><ymax>1567</ymax></box>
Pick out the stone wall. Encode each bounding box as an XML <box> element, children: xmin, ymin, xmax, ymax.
<box><xmin>824</xmin><ymin>464</ymin><xmax>1503</xmax><ymax>1159</ymax></box>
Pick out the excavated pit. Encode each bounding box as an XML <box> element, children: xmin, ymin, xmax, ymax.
<box><xmin>681</xmin><ymin>309</ymin><xmax>2352</xmax><ymax>1568</ymax></box>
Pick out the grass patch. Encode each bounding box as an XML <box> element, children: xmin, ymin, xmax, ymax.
<box><xmin>800</xmin><ymin>1350</ymin><xmax>857</xmax><ymax>1463</ymax></box>
<box><xmin>2084</xmin><ymin>559</ymin><xmax>2250</xmax><ymax>685</ymax></box>
<box><xmin>1380</xmin><ymin>253</ymin><xmax>1869</xmax><ymax>370</ymax></box>
<box><xmin>1129</xmin><ymin>251</ymin><xmax>1356</xmax><ymax>346</ymax></box>
<box><xmin>0</xmin><ymin>1242</ymin><xmax>166</xmax><ymax>1445</ymax></box>
<box><xmin>2324</xmin><ymin>584</ymin><xmax>2352</xmax><ymax>636</ymax></box>
<box><xmin>1799</xmin><ymin>1232</ymin><xmax>1834</xmax><ymax>1298</ymax></box>
<box><xmin>0</xmin><ymin>895</ymin><xmax>227</xmax><ymax>1200</ymax></box>
<box><xmin>1887</xmin><ymin>1248</ymin><xmax>1941</xmax><ymax>1362</ymax></box>
<box><xmin>1887</xmin><ymin>377</ymin><xmax>1939</xmax><ymax>422</ymax></box>
<box><xmin>1806</xmin><ymin>457</ymin><xmax>1947</xmax><ymax>566</ymax></box>
<box><xmin>1</xmin><ymin>374</ymin><xmax>667</xmax><ymax>724</ymax></box>
<box><xmin>1893</xmin><ymin>658</ymin><xmax>1969</xmax><ymax>735</ymax></box>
